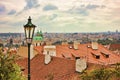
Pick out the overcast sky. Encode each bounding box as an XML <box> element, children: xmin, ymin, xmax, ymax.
<box><xmin>0</xmin><ymin>0</ymin><xmax>120</xmax><ymax>33</ymax></box>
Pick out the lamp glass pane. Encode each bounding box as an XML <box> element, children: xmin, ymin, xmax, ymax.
<box><xmin>30</xmin><ymin>27</ymin><xmax>34</xmax><ymax>39</ymax></box>
<box><xmin>25</xmin><ymin>27</ymin><xmax>29</xmax><ymax>39</ymax></box>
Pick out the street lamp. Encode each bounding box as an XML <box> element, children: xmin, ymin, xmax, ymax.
<box><xmin>24</xmin><ymin>16</ymin><xmax>36</xmax><ymax>80</ymax></box>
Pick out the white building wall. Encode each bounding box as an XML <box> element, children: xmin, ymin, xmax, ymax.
<box><xmin>43</xmin><ymin>46</ymin><xmax>56</xmax><ymax>56</ymax></box>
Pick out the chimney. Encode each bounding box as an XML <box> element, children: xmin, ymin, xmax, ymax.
<box><xmin>43</xmin><ymin>46</ymin><xmax>56</xmax><ymax>56</ymax></box>
<box><xmin>75</xmin><ymin>59</ymin><xmax>87</xmax><ymax>73</ymax></box>
<box><xmin>30</xmin><ymin>44</ymin><xmax>34</xmax><ymax>59</ymax></box>
<box><xmin>92</xmin><ymin>42</ymin><xmax>98</xmax><ymax>50</ymax></box>
<box><xmin>73</xmin><ymin>41</ymin><xmax>79</xmax><ymax>50</ymax></box>
<box><xmin>45</xmin><ymin>54</ymin><xmax>51</xmax><ymax>64</ymax></box>
<box><xmin>62</xmin><ymin>41</ymin><xmax>68</xmax><ymax>45</ymax></box>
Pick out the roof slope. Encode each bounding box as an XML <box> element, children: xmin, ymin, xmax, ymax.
<box><xmin>34</xmin><ymin>44</ymin><xmax>120</xmax><ymax>65</ymax></box>
<box><xmin>23</xmin><ymin>54</ymin><xmax>78</xmax><ymax>80</ymax></box>
<box><xmin>109</xmin><ymin>44</ymin><xmax>120</xmax><ymax>50</ymax></box>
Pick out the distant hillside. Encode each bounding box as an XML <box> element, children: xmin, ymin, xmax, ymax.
<box><xmin>0</xmin><ymin>33</ymin><xmax>24</xmax><ymax>37</ymax></box>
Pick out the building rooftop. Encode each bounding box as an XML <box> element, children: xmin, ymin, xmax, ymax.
<box><xmin>34</xmin><ymin>44</ymin><xmax>120</xmax><ymax>65</ymax></box>
<box><xmin>109</xmin><ymin>44</ymin><xmax>120</xmax><ymax>50</ymax></box>
<box><xmin>16</xmin><ymin>43</ymin><xmax>120</xmax><ymax>80</ymax></box>
<box><xmin>17</xmin><ymin>54</ymin><xmax>79</xmax><ymax>80</ymax></box>
<box><xmin>17</xmin><ymin>43</ymin><xmax>120</xmax><ymax>65</ymax></box>
<box><xmin>33</xmin><ymin>30</ymin><xmax>43</xmax><ymax>41</ymax></box>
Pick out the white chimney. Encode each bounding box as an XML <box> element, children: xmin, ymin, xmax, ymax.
<box><xmin>45</xmin><ymin>54</ymin><xmax>51</xmax><ymax>64</ymax></box>
<box><xmin>43</xmin><ymin>46</ymin><xmax>56</xmax><ymax>56</ymax></box>
<box><xmin>30</xmin><ymin>44</ymin><xmax>34</xmax><ymax>59</ymax></box>
<box><xmin>75</xmin><ymin>59</ymin><xmax>87</xmax><ymax>73</ymax></box>
<box><xmin>92</xmin><ymin>42</ymin><xmax>98</xmax><ymax>50</ymax></box>
<box><xmin>73</xmin><ymin>41</ymin><xmax>79</xmax><ymax>50</ymax></box>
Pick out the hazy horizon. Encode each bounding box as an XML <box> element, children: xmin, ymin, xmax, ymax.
<box><xmin>0</xmin><ymin>0</ymin><xmax>120</xmax><ymax>33</ymax></box>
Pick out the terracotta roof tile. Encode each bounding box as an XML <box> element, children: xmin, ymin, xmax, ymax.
<box><xmin>21</xmin><ymin>54</ymin><xmax>77</xmax><ymax>80</ymax></box>
<box><xmin>34</xmin><ymin>46</ymin><xmax>43</xmax><ymax>54</ymax></box>
<box><xmin>17</xmin><ymin>46</ymin><xmax>28</xmax><ymax>58</ymax></box>
<box><xmin>34</xmin><ymin>44</ymin><xmax>120</xmax><ymax>65</ymax></box>
<box><xmin>16</xmin><ymin>43</ymin><xmax>120</xmax><ymax>80</ymax></box>
<box><xmin>109</xmin><ymin>44</ymin><xmax>120</xmax><ymax>50</ymax></box>
<box><xmin>17</xmin><ymin>46</ymin><xmax>43</xmax><ymax>58</ymax></box>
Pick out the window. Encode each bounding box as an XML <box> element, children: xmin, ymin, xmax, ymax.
<box><xmin>91</xmin><ymin>52</ymin><xmax>100</xmax><ymax>59</ymax></box>
<box><xmin>96</xmin><ymin>55</ymin><xmax>100</xmax><ymax>59</ymax></box>
<box><xmin>101</xmin><ymin>52</ymin><xmax>109</xmax><ymax>58</ymax></box>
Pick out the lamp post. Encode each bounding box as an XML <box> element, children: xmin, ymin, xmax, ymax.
<box><xmin>24</xmin><ymin>16</ymin><xmax>36</xmax><ymax>80</ymax></box>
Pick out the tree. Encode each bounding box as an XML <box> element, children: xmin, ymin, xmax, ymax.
<box><xmin>91</xmin><ymin>68</ymin><xmax>112</xmax><ymax>80</ymax></box>
<box><xmin>111</xmin><ymin>63</ymin><xmax>120</xmax><ymax>80</ymax></box>
<box><xmin>0</xmin><ymin>43</ymin><xmax>3</xmax><ymax>47</ymax></box>
<box><xmin>0</xmin><ymin>48</ymin><xmax>26</xmax><ymax>80</ymax></box>
<box><xmin>97</xmin><ymin>39</ymin><xmax>113</xmax><ymax>45</ymax></box>
<box><xmin>81</xmin><ymin>71</ymin><xmax>92</xmax><ymax>80</ymax></box>
<box><xmin>81</xmin><ymin>64</ymin><xmax>120</xmax><ymax>80</ymax></box>
<box><xmin>81</xmin><ymin>68</ymin><xmax>113</xmax><ymax>80</ymax></box>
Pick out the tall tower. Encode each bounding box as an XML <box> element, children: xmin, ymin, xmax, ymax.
<box><xmin>33</xmin><ymin>30</ymin><xmax>44</xmax><ymax>46</ymax></box>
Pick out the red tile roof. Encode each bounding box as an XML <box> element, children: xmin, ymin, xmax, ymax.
<box><xmin>109</xmin><ymin>44</ymin><xmax>120</xmax><ymax>50</ymax></box>
<box><xmin>20</xmin><ymin>54</ymin><xmax>79</xmax><ymax>80</ymax></box>
<box><xmin>34</xmin><ymin>44</ymin><xmax>120</xmax><ymax>65</ymax></box>
<box><xmin>84</xmin><ymin>44</ymin><xmax>120</xmax><ymax>65</ymax></box>
<box><xmin>16</xmin><ymin>58</ymin><xmax>28</xmax><ymax>69</ymax></box>
<box><xmin>34</xmin><ymin>46</ymin><xmax>43</xmax><ymax>54</ymax></box>
<box><xmin>17</xmin><ymin>46</ymin><xmax>28</xmax><ymax>58</ymax></box>
<box><xmin>16</xmin><ymin>43</ymin><xmax>120</xmax><ymax>80</ymax></box>
<box><xmin>17</xmin><ymin>46</ymin><xmax>43</xmax><ymax>58</ymax></box>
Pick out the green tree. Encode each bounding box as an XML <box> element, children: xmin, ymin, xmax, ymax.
<box><xmin>0</xmin><ymin>48</ymin><xmax>26</xmax><ymax>80</ymax></box>
<box><xmin>81</xmin><ymin>68</ymin><xmax>113</xmax><ymax>80</ymax></box>
<box><xmin>111</xmin><ymin>63</ymin><xmax>120</xmax><ymax>80</ymax></box>
<box><xmin>97</xmin><ymin>39</ymin><xmax>113</xmax><ymax>45</ymax></box>
<box><xmin>91</xmin><ymin>68</ymin><xmax>112</xmax><ymax>80</ymax></box>
<box><xmin>81</xmin><ymin>71</ymin><xmax>92</xmax><ymax>80</ymax></box>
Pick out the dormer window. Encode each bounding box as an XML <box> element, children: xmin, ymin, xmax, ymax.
<box><xmin>72</xmin><ymin>53</ymin><xmax>80</xmax><ymax>60</ymax></box>
<box><xmin>96</xmin><ymin>55</ymin><xmax>100</xmax><ymax>59</ymax></box>
<box><xmin>91</xmin><ymin>52</ymin><xmax>100</xmax><ymax>59</ymax></box>
<box><xmin>75</xmin><ymin>57</ymin><xmax>80</xmax><ymax>60</ymax></box>
<box><xmin>105</xmin><ymin>54</ymin><xmax>109</xmax><ymax>58</ymax></box>
<box><xmin>101</xmin><ymin>52</ymin><xmax>109</xmax><ymax>58</ymax></box>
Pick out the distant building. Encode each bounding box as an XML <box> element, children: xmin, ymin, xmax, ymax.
<box><xmin>9</xmin><ymin>38</ymin><xmax>13</xmax><ymax>45</ymax></box>
<box><xmin>16</xmin><ymin>31</ymin><xmax>120</xmax><ymax>80</ymax></box>
<box><xmin>33</xmin><ymin>30</ymin><xmax>44</xmax><ymax>46</ymax></box>
<box><xmin>109</xmin><ymin>44</ymin><xmax>120</xmax><ymax>55</ymax></box>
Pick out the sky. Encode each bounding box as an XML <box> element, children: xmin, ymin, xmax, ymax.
<box><xmin>0</xmin><ymin>0</ymin><xmax>120</xmax><ymax>33</ymax></box>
